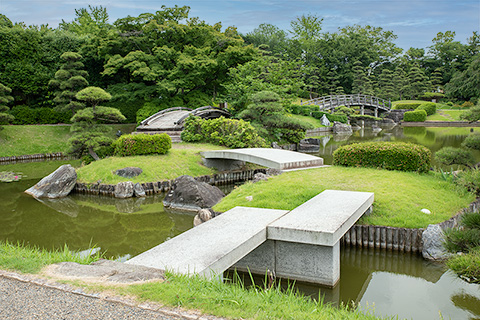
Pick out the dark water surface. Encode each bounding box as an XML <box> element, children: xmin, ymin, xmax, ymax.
<box><xmin>1</xmin><ymin>125</ymin><xmax>480</xmax><ymax>319</ymax></box>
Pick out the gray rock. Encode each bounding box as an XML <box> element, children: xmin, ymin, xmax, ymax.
<box><xmin>253</xmin><ymin>172</ymin><xmax>268</xmax><ymax>183</ymax></box>
<box><xmin>25</xmin><ymin>164</ymin><xmax>77</xmax><ymax>198</ymax></box>
<box><xmin>163</xmin><ymin>175</ymin><xmax>225</xmax><ymax>213</ymax></box>
<box><xmin>133</xmin><ymin>182</ymin><xmax>146</xmax><ymax>197</ymax></box>
<box><xmin>422</xmin><ymin>224</ymin><xmax>452</xmax><ymax>260</ymax></box>
<box><xmin>114</xmin><ymin>167</ymin><xmax>143</xmax><ymax>178</ymax></box>
<box><xmin>332</xmin><ymin>121</ymin><xmax>353</xmax><ymax>135</ymax></box>
<box><xmin>114</xmin><ymin>181</ymin><xmax>134</xmax><ymax>198</ymax></box>
<box><xmin>193</xmin><ymin>208</ymin><xmax>213</xmax><ymax>227</ymax></box>
<box><xmin>320</xmin><ymin>114</ymin><xmax>331</xmax><ymax>126</ymax></box>
<box><xmin>298</xmin><ymin>138</ymin><xmax>320</xmax><ymax>153</ymax></box>
<box><xmin>45</xmin><ymin>259</ymin><xmax>164</xmax><ymax>284</ymax></box>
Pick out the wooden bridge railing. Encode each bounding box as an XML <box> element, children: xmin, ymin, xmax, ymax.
<box><xmin>302</xmin><ymin>94</ymin><xmax>391</xmax><ymax>112</ymax></box>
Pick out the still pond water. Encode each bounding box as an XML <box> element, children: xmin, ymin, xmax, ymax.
<box><xmin>1</xmin><ymin>125</ymin><xmax>480</xmax><ymax>320</ymax></box>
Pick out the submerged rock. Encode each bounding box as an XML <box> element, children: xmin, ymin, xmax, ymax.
<box><xmin>25</xmin><ymin>164</ymin><xmax>77</xmax><ymax>198</ymax></box>
<box><xmin>332</xmin><ymin>121</ymin><xmax>353</xmax><ymax>135</ymax></box>
<box><xmin>163</xmin><ymin>175</ymin><xmax>225</xmax><ymax>213</ymax></box>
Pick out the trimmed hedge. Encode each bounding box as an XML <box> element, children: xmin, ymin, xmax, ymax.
<box><xmin>403</xmin><ymin>109</ymin><xmax>427</xmax><ymax>122</ymax></box>
<box><xmin>333</xmin><ymin>142</ymin><xmax>431</xmax><ymax>173</ymax></box>
<box><xmin>312</xmin><ymin>111</ymin><xmax>348</xmax><ymax>124</ymax></box>
<box><xmin>181</xmin><ymin>116</ymin><xmax>267</xmax><ymax>148</ymax></box>
<box><xmin>416</xmin><ymin>102</ymin><xmax>437</xmax><ymax>116</ymax></box>
<box><xmin>393</xmin><ymin>103</ymin><xmax>421</xmax><ymax>110</ymax></box>
<box><xmin>113</xmin><ymin>133</ymin><xmax>172</xmax><ymax>156</ymax></box>
<box><xmin>9</xmin><ymin>106</ymin><xmax>71</xmax><ymax>124</ymax></box>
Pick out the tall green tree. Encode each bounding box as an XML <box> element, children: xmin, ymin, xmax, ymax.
<box><xmin>243</xmin><ymin>23</ymin><xmax>288</xmax><ymax>55</ymax></box>
<box><xmin>0</xmin><ymin>83</ymin><xmax>14</xmax><ymax>129</ymax></box>
<box><xmin>49</xmin><ymin>52</ymin><xmax>89</xmax><ymax>115</ymax></box>
<box><xmin>445</xmin><ymin>54</ymin><xmax>480</xmax><ymax>101</ymax></box>
<box><xmin>69</xmin><ymin>86</ymin><xmax>125</xmax><ymax>160</ymax></box>
<box><xmin>405</xmin><ymin>63</ymin><xmax>430</xmax><ymax>99</ymax></box>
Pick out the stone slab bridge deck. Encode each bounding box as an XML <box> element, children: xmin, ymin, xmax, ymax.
<box><xmin>201</xmin><ymin>148</ymin><xmax>324</xmax><ymax>171</ymax></box>
<box><xmin>126</xmin><ymin>190</ymin><xmax>374</xmax><ymax>287</ymax></box>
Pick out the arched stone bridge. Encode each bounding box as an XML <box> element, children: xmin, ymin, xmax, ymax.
<box><xmin>135</xmin><ymin>106</ymin><xmax>231</xmax><ymax>142</ymax></box>
<box><xmin>302</xmin><ymin>94</ymin><xmax>391</xmax><ymax>117</ymax></box>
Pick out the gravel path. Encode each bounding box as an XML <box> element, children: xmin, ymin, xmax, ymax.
<box><xmin>0</xmin><ymin>272</ymin><xmax>226</xmax><ymax>320</ymax></box>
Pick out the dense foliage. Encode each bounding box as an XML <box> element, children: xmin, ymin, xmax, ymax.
<box><xmin>113</xmin><ymin>133</ymin><xmax>172</xmax><ymax>156</ymax></box>
<box><xmin>181</xmin><ymin>116</ymin><xmax>267</xmax><ymax>148</ymax></box>
<box><xmin>434</xmin><ymin>146</ymin><xmax>476</xmax><ymax>167</ymax></box>
<box><xmin>0</xmin><ymin>6</ymin><xmax>477</xmax><ymax>123</ymax></box>
<box><xmin>0</xmin><ymin>82</ymin><xmax>14</xmax><ymax>129</ymax></box>
<box><xmin>416</xmin><ymin>102</ymin><xmax>437</xmax><ymax>116</ymax></box>
<box><xmin>403</xmin><ymin>109</ymin><xmax>427</xmax><ymax>122</ymax></box>
<box><xmin>333</xmin><ymin>142</ymin><xmax>431</xmax><ymax>173</ymax></box>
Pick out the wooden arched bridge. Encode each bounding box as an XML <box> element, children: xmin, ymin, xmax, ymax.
<box><xmin>302</xmin><ymin>94</ymin><xmax>391</xmax><ymax>117</ymax></box>
<box><xmin>135</xmin><ymin>106</ymin><xmax>231</xmax><ymax>142</ymax></box>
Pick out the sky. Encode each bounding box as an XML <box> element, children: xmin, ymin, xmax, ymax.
<box><xmin>1</xmin><ymin>0</ymin><xmax>479</xmax><ymax>50</ymax></box>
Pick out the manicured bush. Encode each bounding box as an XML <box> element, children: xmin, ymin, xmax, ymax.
<box><xmin>349</xmin><ymin>114</ymin><xmax>381</xmax><ymax>121</ymax></box>
<box><xmin>113</xmin><ymin>133</ymin><xmax>172</xmax><ymax>156</ymax></box>
<box><xmin>312</xmin><ymin>111</ymin><xmax>348</xmax><ymax>124</ymax></box>
<box><xmin>9</xmin><ymin>106</ymin><xmax>71</xmax><ymax>124</ymax></box>
<box><xmin>403</xmin><ymin>109</ymin><xmax>427</xmax><ymax>122</ymax></box>
<box><xmin>416</xmin><ymin>102</ymin><xmax>437</xmax><ymax>116</ymax></box>
<box><xmin>393</xmin><ymin>102</ymin><xmax>421</xmax><ymax>109</ymax></box>
<box><xmin>418</xmin><ymin>92</ymin><xmax>445</xmax><ymax>101</ymax></box>
<box><xmin>333</xmin><ymin>142</ymin><xmax>431</xmax><ymax>173</ymax></box>
<box><xmin>434</xmin><ymin>147</ymin><xmax>475</xmax><ymax>167</ymax></box>
<box><xmin>181</xmin><ymin>116</ymin><xmax>267</xmax><ymax>148</ymax></box>
<box><xmin>462</xmin><ymin>133</ymin><xmax>480</xmax><ymax>150</ymax></box>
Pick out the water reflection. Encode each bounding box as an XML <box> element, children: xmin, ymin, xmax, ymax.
<box><xmin>0</xmin><ymin>176</ymin><xmax>193</xmax><ymax>259</ymax></box>
<box><xmin>308</xmin><ymin>124</ymin><xmax>480</xmax><ymax>167</ymax></box>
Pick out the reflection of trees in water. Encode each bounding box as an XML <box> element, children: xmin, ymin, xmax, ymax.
<box><xmin>0</xmin><ymin>186</ymin><xmax>192</xmax><ymax>258</ymax></box>
<box><xmin>451</xmin><ymin>291</ymin><xmax>480</xmax><ymax>318</ymax></box>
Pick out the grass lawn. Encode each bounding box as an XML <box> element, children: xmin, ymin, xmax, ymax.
<box><xmin>214</xmin><ymin>166</ymin><xmax>474</xmax><ymax>229</ymax></box>
<box><xmin>0</xmin><ymin>124</ymin><xmax>136</xmax><ymax>157</ymax></box>
<box><xmin>427</xmin><ymin>109</ymin><xmax>464</xmax><ymax>121</ymax></box>
<box><xmin>76</xmin><ymin>143</ymin><xmax>225</xmax><ymax>184</ymax></box>
<box><xmin>289</xmin><ymin>114</ymin><xmax>325</xmax><ymax>128</ymax></box>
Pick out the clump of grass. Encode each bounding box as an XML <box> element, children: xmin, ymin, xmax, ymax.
<box><xmin>120</xmin><ymin>271</ymin><xmax>381</xmax><ymax>320</ymax></box>
<box><xmin>446</xmin><ymin>247</ymin><xmax>480</xmax><ymax>283</ymax></box>
<box><xmin>214</xmin><ymin>166</ymin><xmax>475</xmax><ymax>229</ymax></box>
<box><xmin>0</xmin><ymin>241</ymin><xmax>101</xmax><ymax>273</ymax></box>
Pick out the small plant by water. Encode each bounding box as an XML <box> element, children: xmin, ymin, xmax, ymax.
<box><xmin>0</xmin><ymin>171</ymin><xmax>22</xmax><ymax>182</ymax></box>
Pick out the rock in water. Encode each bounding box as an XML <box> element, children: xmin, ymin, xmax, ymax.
<box><xmin>25</xmin><ymin>164</ymin><xmax>77</xmax><ymax>198</ymax></box>
<box><xmin>422</xmin><ymin>224</ymin><xmax>452</xmax><ymax>260</ymax></box>
<box><xmin>332</xmin><ymin>121</ymin><xmax>353</xmax><ymax>135</ymax></box>
<box><xmin>114</xmin><ymin>181</ymin><xmax>134</xmax><ymax>198</ymax></box>
<box><xmin>163</xmin><ymin>175</ymin><xmax>225</xmax><ymax>213</ymax></box>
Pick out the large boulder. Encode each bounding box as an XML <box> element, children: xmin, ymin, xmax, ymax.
<box><xmin>332</xmin><ymin>121</ymin><xmax>353</xmax><ymax>135</ymax></box>
<box><xmin>422</xmin><ymin>224</ymin><xmax>452</xmax><ymax>260</ymax></box>
<box><xmin>163</xmin><ymin>175</ymin><xmax>225</xmax><ymax>213</ymax></box>
<box><xmin>297</xmin><ymin>138</ymin><xmax>320</xmax><ymax>153</ymax></box>
<box><xmin>114</xmin><ymin>181</ymin><xmax>134</xmax><ymax>198</ymax></box>
<box><xmin>25</xmin><ymin>164</ymin><xmax>77</xmax><ymax>198</ymax></box>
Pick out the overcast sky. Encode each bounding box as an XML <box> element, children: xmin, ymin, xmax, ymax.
<box><xmin>2</xmin><ymin>0</ymin><xmax>479</xmax><ymax>50</ymax></box>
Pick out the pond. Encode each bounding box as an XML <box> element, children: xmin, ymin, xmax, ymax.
<box><xmin>309</xmin><ymin>124</ymin><xmax>480</xmax><ymax>167</ymax></box>
<box><xmin>1</xmin><ymin>125</ymin><xmax>479</xmax><ymax>319</ymax></box>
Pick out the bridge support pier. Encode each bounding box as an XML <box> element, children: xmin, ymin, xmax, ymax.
<box><xmin>374</xmin><ymin>108</ymin><xmax>378</xmax><ymax>118</ymax></box>
<box><xmin>233</xmin><ymin>239</ymin><xmax>341</xmax><ymax>287</ymax></box>
<box><xmin>361</xmin><ymin>105</ymin><xmax>365</xmax><ymax>115</ymax></box>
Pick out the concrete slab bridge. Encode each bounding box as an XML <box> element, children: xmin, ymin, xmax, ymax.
<box><xmin>126</xmin><ymin>190</ymin><xmax>374</xmax><ymax>287</ymax></box>
<box><xmin>201</xmin><ymin>148</ymin><xmax>324</xmax><ymax>171</ymax></box>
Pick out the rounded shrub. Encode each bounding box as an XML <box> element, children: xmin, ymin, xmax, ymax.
<box><xmin>462</xmin><ymin>133</ymin><xmax>480</xmax><ymax>150</ymax></box>
<box><xmin>434</xmin><ymin>147</ymin><xmax>475</xmax><ymax>167</ymax></box>
<box><xmin>416</xmin><ymin>102</ymin><xmax>437</xmax><ymax>116</ymax></box>
<box><xmin>332</xmin><ymin>142</ymin><xmax>431</xmax><ymax>173</ymax></box>
<box><xmin>403</xmin><ymin>109</ymin><xmax>427</xmax><ymax>122</ymax></box>
<box><xmin>113</xmin><ymin>133</ymin><xmax>172</xmax><ymax>156</ymax></box>
<box><xmin>181</xmin><ymin>116</ymin><xmax>267</xmax><ymax>148</ymax></box>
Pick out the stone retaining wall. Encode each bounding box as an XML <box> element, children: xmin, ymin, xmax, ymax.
<box><xmin>0</xmin><ymin>152</ymin><xmax>66</xmax><ymax>164</ymax></box>
<box><xmin>73</xmin><ymin>169</ymin><xmax>267</xmax><ymax>196</ymax></box>
<box><xmin>341</xmin><ymin>198</ymin><xmax>480</xmax><ymax>253</ymax></box>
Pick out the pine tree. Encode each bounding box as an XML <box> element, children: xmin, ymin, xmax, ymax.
<box><xmin>0</xmin><ymin>83</ymin><xmax>14</xmax><ymax>130</ymax></box>
<box><xmin>392</xmin><ymin>66</ymin><xmax>408</xmax><ymax>100</ymax></box>
<box><xmin>430</xmin><ymin>67</ymin><xmax>444</xmax><ymax>92</ymax></box>
<box><xmin>378</xmin><ymin>69</ymin><xmax>395</xmax><ymax>100</ymax></box>
<box><xmin>351</xmin><ymin>61</ymin><xmax>368</xmax><ymax>94</ymax></box>
<box><xmin>406</xmin><ymin>63</ymin><xmax>430</xmax><ymax>99</ymax></box>
<box><xmin>49</xmin><ymin>52</ymin><xmax>89</xmax><ymax>116</ymax></box>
